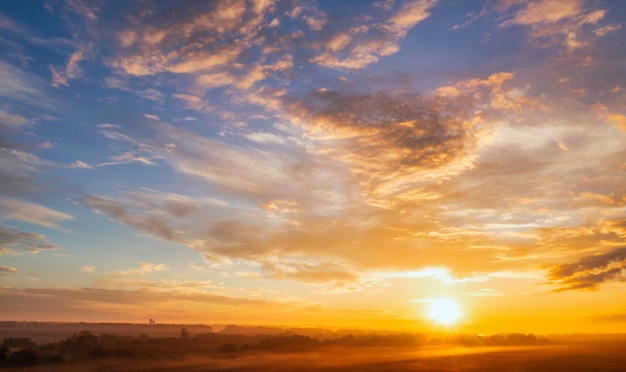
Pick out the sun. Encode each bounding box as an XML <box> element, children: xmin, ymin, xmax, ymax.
<box><xmin>425</xmin><ymin>299</ymin><xmax>463</xmax><ymax>326</ymax></box>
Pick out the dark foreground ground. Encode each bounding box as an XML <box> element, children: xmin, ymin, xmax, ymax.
<box><xmin>9</xmin><ymin>342</ymin><xmax>626</xmax><ymax>372</ymax></box>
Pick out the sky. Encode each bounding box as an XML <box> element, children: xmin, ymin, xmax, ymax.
<box><xmin>1</xmin><ymin>0</ymin><xmax>626</xmax><ymax>334</ymax></box>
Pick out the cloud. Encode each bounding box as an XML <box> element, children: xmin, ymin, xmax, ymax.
<box><xmin>545</xmin><ymin>246</ymin><xmax>626</xmax><ymax>291</ymax></box>
<box><xmin>69</xmin><ymin>160</ymin><xmax>93</xmax><ymax>169</ymax></box>
<box><xmin>499</xmin><ymin>0</ymin><xmax>618</xmax><ymax>50</ymax></box>
<box><xmin>38</xmin><ymin>141</ymin><xmax>54</xmax><ymax>150</ymax></box>
<box><xmin>52</xmin><ymin>1</ymin><xmax>624</xmax><ymax>296</ymax></box>
<box><xmin>83</xmin><ymin>190</ymin><xmax>206</xmax><ymax>243</ymax></box>
<box><xmin>113</xmin><ymin>262</ymin><xmax>170</xmax><ymax>277</ymax></box>
<box><xmin>0</xmin><ymin>14</ymin><xmax>18</xmax><ymax>32</ymax></box>
<box><xmin>126</xmin><ymin>123</ymin><xmax>331</xmax><ymax>203</ymax></box>
<box><xmin>76</xmin><ymin>102</ymin><xmax>523</xmax><ymax>279</ymax></box>
<box><xmin>504</xmin><ymin>0</ymin><xmax>583</xmax><ymax>24</ymax></box>
<box><xmin>0</xmin><ymin>265</ymin><xmax>19</xmax><ymax>273</ymax></box>
<box><xmin>578</xmin><ymin>192</ymin><xmax>626</xmax><ymax>207</ymax></box>
<box><xmin>287</xmin><ymin>3</ymin><xmax>328</xmax><ymax>31</ymax></box>
<box><xmin>0</xmin><ymin>109</ymin><xmax>27</xmax><ymax>135</ymax></box>
<box><xmin>261</xmin><ymin>257</ymin><xmax>359</xmax><ymax>285</ymax></box>
<box><xmin>88</xmin><ymin>262</ymin><xmax>173</xmax><ymax>288</ymax></box>
<box><xmin>0</xmin><ymin>286</ymin><xmax>291</xmax><ymax>319</ymax></box>
<box><xmin>286</xmin><ymin>88</ymin><xmax>479</xmax><ymax>205</ymax></box>
<box><xmin>435</xmin><ymin>71</ymin><xmax>545</xmax><ymax>112</ymax></box>
<box><xmin>311</xmin><ymin>0</ymin><xmax>437</xmax><ymax>69</ymax></box>
<box><xmin>595</xmin><ymin>104</ymin><xmax>626</xmax><ymax>132</ymax></box>
<box><xmin>107</xmin><ymin>0</ymin><xmax>432</xmax><ymax>100</ymax></box>
<box><xmin>0</xmin><ymin>198</ymin><xmax>74</xmax><ymax>229</ymax></box>
<box><xmin>104</xmin><ymin>77</ymin><xmax>165</xmax><ymax>103</ymax></box>
<box><xmin>111</xmin><ymin>0</ymin><xmax>273</xmax><ymax>77</ymax></box>
<box><xmin>0</xmin><ymin>60</ymin><xmax>48</xmax><ymax>106</ymax></box>
<box><xmin>0</xmin><ymin>225</ymin><xmax>61</xmax><ymax>255</ymax></box>
<box><xmin>68</xmin><ymin>124</ymin><xmax>158</xmax><ymax>169</ymax></box>
<box><xmin>80</xmin><ymin>265</ymin><xmax>97</xmax><ymax>273</ymax></box>
<box><xmin>0</xmin><ymin>149</ymin><xmax>51</xmax><ymax>197</ymax></box>
<box><xmin>591</xmin><ymin>311</ymin><xmax>626</xmax><ymax>323</ymax></box>
<box><xmin>100</xmin><ymin>152</ymin><xmax>157</xmax><ymax>167</ymax></box>
<box><xmin>50</xmin><ymin>45</ymin><xmax>90</xmax><ymax>87</ymax></box>
<box><xmin>48</xmin><ymin>69</ymin><xmax>66</xmax><ymax>88</ymax></box>
<box><xmin>64</xmin><ymin>0</ymin><xmax>99</xmax><ymax>21</ymax></box>
<box><xmin>465</xmin><ymin>288</ymin><xmax>504</xmax><ymax>297</ymax></box>
<box><xmin>143</xmin><ymin>113</ymin><xmax>160</xmax><ymax>121</ymax></box>
<box><xmin>172</xmin><ymin>93</ymin><xmax>215</xmax><ymax>113</ymax></box>
<box><xmin>81</xmin><ymin>182</ymin><xmax>511</xmax><ymax>282</ymax></box>
<box><xmin>67</xmin><ymin>47</ymin><xmax>88</xmax><ymax>77</ymax></box>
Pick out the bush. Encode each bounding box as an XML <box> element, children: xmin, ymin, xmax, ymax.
<box><xmin>45</xmin><ymin>354</ymin><xmax>65</xmax><ymax>364</ymax></box>
<box><xmin>218</xmin><ymin>343</ymin><xmax>238</xmax><ymax>353</ymax></box>
<box><xmin>7</xmin><ymin>348</ymin><xmax>39</xmax><ymax>367</ymax></box>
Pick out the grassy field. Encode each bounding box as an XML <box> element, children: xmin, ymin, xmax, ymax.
<box><xmin>12</xmin><ymin>340</ymin><xmax>626</xmax><ymax>372</ymax></box>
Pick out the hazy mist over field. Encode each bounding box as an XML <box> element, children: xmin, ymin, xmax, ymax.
<box><xmin>1</xmin><ymin>322</ymin><xmax>626</xmax><ymax>371</ymax></box>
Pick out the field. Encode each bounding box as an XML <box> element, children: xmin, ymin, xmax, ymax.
<box><xmin>7</xmin><ymin>339</ymin><xmax>626</xmax><ymax>372</ymax></box>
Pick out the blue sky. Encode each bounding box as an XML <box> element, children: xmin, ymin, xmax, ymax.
<box><xmin>1</xmin><ymin>0</ymin><xmax>626</xmax><ymax>332</ymax></box>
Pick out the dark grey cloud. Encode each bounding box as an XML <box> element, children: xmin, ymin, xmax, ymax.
<box><xmin>546</xmin><ymin>246</ymin><xmax>626</xmax><ymax>291</ymax></box>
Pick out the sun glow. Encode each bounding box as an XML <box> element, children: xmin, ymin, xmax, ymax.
<box><xmin>425</xmin><ymin>299</ymin><xmax>463</xmax><ymax>326</ymax></box>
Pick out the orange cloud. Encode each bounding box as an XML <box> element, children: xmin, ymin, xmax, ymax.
<box><xmin>286</xmin><ymin>89</ymin><xmax>479</xmax><ymax>205</ymax></box>
<box><xmin>499</xmin><ymin>0</ymin><xmax>618</xmax><ymax>50</ymax></box>
<box><xmin>111</xmin><ymin>1</ymin><xmax>270</xmax><ymax>77</ymax></box>
<box><xmin>436</xmin><ymin>72</ymin><xmax>544</xmax><ymax>113</ymax></box>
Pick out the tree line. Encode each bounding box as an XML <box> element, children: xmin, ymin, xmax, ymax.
<box><xmin>0</xmin><ymin>330</ymin><xmax>549</xmax><ymax>368</ymax></box>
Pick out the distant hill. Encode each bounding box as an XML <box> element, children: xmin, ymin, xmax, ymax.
<box><xmin>0</xmin><ymin>321</ymin><xmax>212</xmax><ymax>344</ymax></box>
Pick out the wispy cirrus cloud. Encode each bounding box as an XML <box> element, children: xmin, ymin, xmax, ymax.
<box><xmin>311</xmin><ymin>0</ymin><xmax>437</xmax><ymax>69</ymax></box>
<box><xmin>69</xmin><ymin>152</ymin><xmax>157</xmax><ymax>169</ymax></box>
<box><xmin>0</xmin><ymin>285</ymin><xmax>304</xmax><ymax>323</ymax></box>
<box><xmin>0</xmin><ymin>225</ymin><xmax>61</xmax><ymax>255</ymax></box>
<box><xmin>0</xmin><ymin>198</ymin><xmax>73</xmax><ymax>229</ymax></box>
<box><xmin>0</xmin><ymin>149</ymin><xmax>48</xmax><ymax>194</ymax></box>
<box><xmin>103</xmin><ymin>77</ymin><xmax>165</xmax><ymax>103</ymax></box>
<box><xmin>64</xmin><ymin>0</ymin><xmax>99</xmax><ymax>21</ymax></box>
<box><xmin>0</xmin><ymin>60</ymin><xmax>48</xmax><ymax>106</ymax></box>
<box><xmin>112</xmin><ymin>262</ymin><xmax>170</xmax><ymax>277</ymax></box>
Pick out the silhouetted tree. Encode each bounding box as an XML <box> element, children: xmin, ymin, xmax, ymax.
<box><xmin>45</xmin><ymin>354</ymin><xmax>65</xmax><ymax>364</ymax></box>
<box><xmin>0</xmin><ymin>344</ymin><xmax>7</xmax><ymax>362</ymax></box>
<box><xmin>62</xmin><ymin>330</ymin><xmax>100</xmax><ymax>360</ymax></box>
<box><xmin>218</xmin><ymin>343</ymin><xmax>238</xmax><ymax>353</ymax></box>
<box><xmin>2</xmin><ymin>337</ymin><xmax>36</xmax><ymax>349</ymax></box>
<box><xmin>7</xmin><ymin>348</ymin><xmax>39</xmax><ymax>367</ymax></box>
